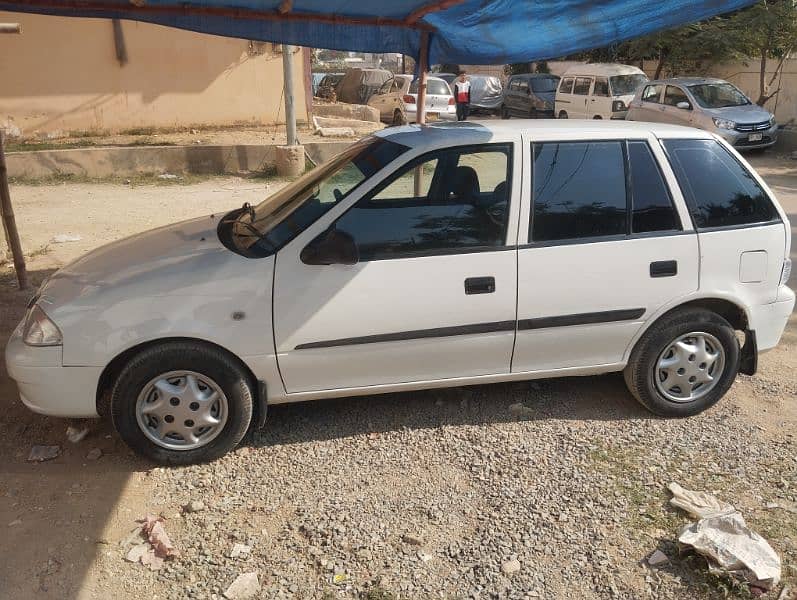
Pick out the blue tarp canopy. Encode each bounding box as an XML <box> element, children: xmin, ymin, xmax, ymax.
<box><xmin>0</xmin><ymin>0</ymin><xmax>755</xmax><ymax>65</ymax></box>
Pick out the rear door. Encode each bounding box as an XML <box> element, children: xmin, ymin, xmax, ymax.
<box><xmin>273</xmin><ymin>139</ymin><xmax>522</xmax><ymax>393</ymax></box>
<box><xmin>513</xmin><ymin>134</ymin><xmax>699</xmax><ymax>373</ymax></box>
<box><xmin>631</xmin><ymin>84</ymin><xmax>665</xmax><ymax>122</ymax></box>
<box><xmin>570</xmin><ymin>77</ymin><xmax>592</xmax><ymax>118</ymax></box>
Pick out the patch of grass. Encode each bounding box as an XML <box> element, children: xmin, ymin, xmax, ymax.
<box><xmin>119</xmin><ymin>126</ymin><xmax>158</xmax><ymax>136</ymax></box>
<box><xmin>68</xmin><ymin>129</ymin><xmax>110</xmax><ymax>138</ymax></box>
<box><xmin>362</xmin><ymin>586</ymin><xmax>397</xmax><ymax>600</ymax></box>
<box><xmin>27</xmin><ymin>245</ymin><xmax>52</xmax><ymax>259</ymax></box>
<box><xmin>6</xmin><ymin>140</ymin><xmax>98</xmax><ymax>152</ymax></box>
<box><xmin>8</xmin><ymin>171</ymin><xmax>219</xmax><ymax>187</ymax></box>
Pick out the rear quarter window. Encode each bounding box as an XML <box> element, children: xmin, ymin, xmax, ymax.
<box><xmin>662</xmin><ymin>139</ymin><xmax>778</xmax><ymax>229</ymax></box>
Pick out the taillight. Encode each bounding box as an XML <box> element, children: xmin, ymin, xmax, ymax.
<box><xmin>448</xmin><ymin>97</ymin><xmax>455</xmax><ymax>106</ymax></box>
<box><xmin>403</xmin><ymin>94</ymin><xmax>416</xmax><ymax>105</ymax></box>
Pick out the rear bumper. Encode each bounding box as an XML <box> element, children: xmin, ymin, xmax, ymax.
<box><xmin>5</xmin><ymin>326</ymin><xmax>101</xmax><ymax>418</ymax></box>
<box><xmin>749</xmin><ymin>287</ymin><xmax>795</xmax><ymax>353</ymax></box>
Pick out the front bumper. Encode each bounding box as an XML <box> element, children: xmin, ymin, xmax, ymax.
<box><xmin>716</xmin><ymin>124</ymin><xmax>779</xmax><ymax>149</ymax></box>
<box><xmin>5</xmin><ymin>325</ymin><xmax>102</xmax><ymax>418</ymax></box>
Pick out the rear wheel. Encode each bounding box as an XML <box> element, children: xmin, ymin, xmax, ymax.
<box><xmin>593</xmin><ymin>115</ymin><xmax>603</xmax><ymax>119</ymax></box>
<box><xmin>624</xmin><ymin>308</ymin><xmax>740</xmax><ymax>417</ymax></box>
<box><xmin>392</xmin><ymin>109</ymin><xmax>407</xmax><ymax>126</ymax></box>
<box><xmin>111</xmin><ymin>341</ymin><xmax>253</xmax><ymax>464</ymax></box>
<box><xmin>500</xmin><ymin>105</ymin><xmax>510</xmax><ymax>119</ymax></box>
<box><xmin>558</xmin><ymin>110</ymin><xmax>568</xmax><ymax>119</ymax></box>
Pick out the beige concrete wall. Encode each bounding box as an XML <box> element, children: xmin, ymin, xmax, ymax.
<box><xmin>0</xmin><ymin>11</ymin><xmax>308</xmax><ymax>137</ymax></box>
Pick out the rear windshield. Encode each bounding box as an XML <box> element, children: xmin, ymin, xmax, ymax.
<box><xmin>688</xmin><ymin>83</ymin><xmax>750</xmax><ymax>108</ymax></box>
<box><xmin>409</xmin><ymin>79</ymin><xmax>451</xmax><ymax>96</ymax></box>
<box><xmin>609</xmin><ymin>74</ymin><xmax>648</xmax><ymax>95</ymax></box>
<box><xmin>531</xmin><ymin>78</ymin><xmax>559</xmax><ymax>93</ymax></box>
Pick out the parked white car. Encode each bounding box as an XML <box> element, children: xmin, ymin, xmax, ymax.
<box><xmin>555</xmin><ymin>63</ymin><xmax>648</xmax><ymax>120</ymax></box>
<box><xmin>7</xmin><ymin>121</ymin><xmax>793</xmax><ymax>464</ymax></box>
<box><xmin>367</xmin><ymin>74</ymin><xmax>456</xmax><ymax>124</ymax></box>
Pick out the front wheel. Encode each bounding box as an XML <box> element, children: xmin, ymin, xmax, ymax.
<box><xmin>624</xmin><ymin>308</ymin><xmax>740</xmax><ymax>417</ymax></box>
<box><xmin>111</xmin><ymin>341</ymin><xmax>254</xmax><ymax>464</ymax></box>
<box><xmin>500</xmin><ymin>105</ymin><xmax>510</xmax><ymax>119</ymax></box>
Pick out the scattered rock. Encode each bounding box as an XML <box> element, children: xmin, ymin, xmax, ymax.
<box><xmin>501</xmin><ymin>559</ymin><xmax>521</xmax><ymax>575</ymax></box>
<box><xmin>229</xmin><ymin>543</ymin><xmax>251</xmax><ymax>559</ymax></box>
<box><xmin>647</xmin><ymin>550</ymin><xmax>669</xmax><ymax>566</ymax></box>
<box><xmin>157</xmin><ymin>173</ymin><xmax>180</xmax><ymax>180</ymax></box>
<box><xmin>401</xmin><ymin>534</ymin><xmax>423</xmax><ymax>546</ymax></box>
<box><xmin>8</xmin><ymin>519</ymin><xmax>22</xmax><ymax>527</ymax></box>
<box><xmin>52</xmin><ymin>234</ymin><xmax>82</xmax><ymax>244</ymax></box>
<box><xmin>86</xmin><ymin>448</ymin><xmax>103</xmax><ymax>461</ymax></box>
<box><xmin>508</xmin><ymin>402</ymin><xmax>534</xmax><ymax>417</ymax></box>
<box><xmin>66</xmin><ymin>425</ymin><xmax>90</xmax><ymax>443</ymax></box>
<box><xmin>125</xmin><ymin>543</ymin><xmax>148</xmax><ymax>563</ymax></box>
<box><xmin>224</xmin><ymin>572</ymin><xmax>260</xmax><ymax>599</ymax></box>
<box><xmin>27</xmin><ymin>445</ymin><xmax>60</xmax><ymax>462</ymax></box>
<box><xmin>417</xmin><ymin>551</ymin><xmax>433</xmax><ymax>563</ymax></box>
<box><xmin>183</xmin><ymin>500</ymin><xmax>206</xmax><ymax>513</ymax></box>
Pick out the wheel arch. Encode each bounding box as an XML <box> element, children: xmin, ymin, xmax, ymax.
<box><xmin>624</xmin><ymin>295</ymin><xmax>751</xmax><ymax>365</ymax></box>
<box><xmin>96</xmin><ymin>337</ymin><xmax>261</xmax><ymax>421</ymax></box>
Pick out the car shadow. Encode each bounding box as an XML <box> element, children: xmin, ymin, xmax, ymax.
<box><xmin>0</xmin><ymin>268</ymin><xmax>149</xmax><ymax>599</ymax></box>
<box><xmin>250</xmin><ymin>371</ymin><xmax>652</xmax><ymax>449</ymax></box>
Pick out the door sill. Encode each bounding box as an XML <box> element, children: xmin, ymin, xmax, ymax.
<box><xmin>268</xmin><ymin>362</ymin><xmax>625</xmax><ymax>404</ymax></box>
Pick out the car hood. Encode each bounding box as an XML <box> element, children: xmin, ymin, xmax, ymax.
<box><xmin>701</xmin><ymin>104</ymin><xmax>772</xmax><ymax>123</ymax></box>
<box><xmin>38</xmin><ymin>215</ymin><xmax>264</xmax><ymax>316</ymax></box>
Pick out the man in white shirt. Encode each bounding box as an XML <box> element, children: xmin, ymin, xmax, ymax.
<box><xmin>453</xmin><ymin>71</ymin><xmax>471</xmax><ymax>121</ymax></box>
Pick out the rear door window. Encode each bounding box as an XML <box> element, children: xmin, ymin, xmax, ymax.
<box><xmin>628</xmin><ymin>142</ymin><xmax>679</xmax><ymax>233</ymax></box>
<box><xmin>531</xmin><ymin>141</ymin><xmax>627</xmax><ymax>241</ymax></box>
<box><xmin>664</xmin><ymin>86</ymin><xmax>690</xmax><ymax>107</ymax></box>
<box><xmin>642</xmin><ymin>84</ymin><xmax>663</xmax><ymax>103</ymax></box>
<box><xmin>573</xmin><ymin>77</ymin><xmax>592</xmax><ymax>95</ymax></box>
<box><xmin>559</xmin><ymin>77</ymin><xmax>574</xmax><ymax>94</ymax></box>
<box><xmin>663</xmin><ymin>139</ymin><xmax>777</xmax><ymax>228</ymax></box>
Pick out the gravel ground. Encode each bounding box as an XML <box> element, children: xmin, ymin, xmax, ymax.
<box><xmin>0</xmin><ymin>155</ymin><xmax>795</xmax><ymax>600</ymax></box>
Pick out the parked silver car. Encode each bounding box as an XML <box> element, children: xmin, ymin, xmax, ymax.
<box><xmin>626</xmin><ymin>77</ymin><xmax>778</xmax><ymax>150</ymax></box>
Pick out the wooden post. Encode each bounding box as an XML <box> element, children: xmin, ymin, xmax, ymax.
<box><xmin>416</xmin><ymin>31</ymin><xmax>430</xmax><ymax>125</ymax></box>
<box><xmin>0</xmin><ymin>23</ymin><xmax>22</xmax><ymax>34</ymax></box>
<box><xmin>0</xmin><ymin>130</ymin><xmax>28</xmax><ymax>290</ymax></box>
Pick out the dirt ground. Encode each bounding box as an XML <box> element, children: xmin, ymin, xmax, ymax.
<box><xmin>0</xmin><ymin>154</ymin><xmax>795</xmax><ymax>599</ymax></box>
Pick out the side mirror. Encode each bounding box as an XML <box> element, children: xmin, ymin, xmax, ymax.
<box><xmin>676</xmin><ymin>101</ymin><xmax>691</xmax><ymax>110</ymax></box>
<box><xmin>300</xmin><ymin>227</ymin><xmax>358</xmax><ymax>266</ymax></box>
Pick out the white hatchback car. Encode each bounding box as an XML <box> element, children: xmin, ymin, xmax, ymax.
<box><xmin>7</xmin><ymin>121</ymin><xmax>793</xmax><ymax>464</ymax></box>
<box><xmin>367</xmin><ymin>74</ymin><xmax>456</xmax><ymax>124</ymax></box>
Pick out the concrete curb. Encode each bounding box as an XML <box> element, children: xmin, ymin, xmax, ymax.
<box><xmin>6</xmin><ymin>142</ymin><xmax>353</xmax><ymax>178</ymax></box>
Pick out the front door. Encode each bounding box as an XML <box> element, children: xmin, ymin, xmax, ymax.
<box><xmin>274</xmin><ymin>141</ymin><xmax>522</xmax><ymax>393</ymax></box>
<box><xmin>570</xmin><ymin>77</ymin><xmax>592</xmax><ymax>118</ymax></box>
<box><xmin>513</xmin><ymin>136</ymin><xmax>699</xmax><ymax>373</ymax></box>
<box><xmin>660</xmin><ymin>85</ymin><xmax>695</xmax><ymax>127</ymax></box>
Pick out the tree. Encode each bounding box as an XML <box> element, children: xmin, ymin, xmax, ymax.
<box><xmin>725</xmin><ymin>0</ymin><xmax>797</xmax><ymax>106</ymax></box>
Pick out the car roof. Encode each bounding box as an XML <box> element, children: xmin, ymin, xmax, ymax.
<box><xmin>374</xmin><ymin>119</ymin><xmax>711</xmax><ymax>148</ymax></box>
<box><xmin>510</xmin><ymin>73</ymin><xmax>559</xmax><ymax>79</ymax></box>
<box><xmin>562</xmin><ymin>63</ymin><xmax>646</xmax><ymax>77</ymax></box>
<box><xmin>647</xmin><ymin>77</ymin><xmax>728</xmax><ymax>86</ymax></box>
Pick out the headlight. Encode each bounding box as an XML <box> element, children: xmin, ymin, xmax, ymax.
<box><xmin>712</xmin><ymin>117</ymin><xmax>736</xmax><ymax>130</ymax></box>
<box><xmin>769</xmin><ymin>115</ymin><xmax>776</xmax><ymax>128</ymax></box>
<box><xmin>23</xmin><ymin>304</ymin><xmax>62</xmax><ymax>346</ymax></box>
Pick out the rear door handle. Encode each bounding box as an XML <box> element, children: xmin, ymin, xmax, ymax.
<box><xmin>650</xmin><ymin>260</ymin><xmax>678</xmax><ymax>278</ymax></box>
<box><xmin>465</xmin><ymin>276</ymin><xmax>495</xmax><ymax>295</ymax></box>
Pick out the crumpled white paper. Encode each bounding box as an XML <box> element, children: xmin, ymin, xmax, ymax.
<box><xmin>669</xmin><ymin>482</ymin><xmax>781</xmax><ymax>590</ymax></box>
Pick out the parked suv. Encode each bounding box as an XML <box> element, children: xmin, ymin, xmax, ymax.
<box><xmin>501</xmin><ymin>73</ymin><xmax>560</xmax><ymax>119</ymax></box>
<box><xmin>7</xmin><ymin>121</ymin><xmax>793</xmax><ymax>464</ymax></box>
<box><xmin>626</xmin><ymin>77</ymin><xmax>778</xmax><ymax>150</ymax></box>
<box><xmin>556</xmin><ymin>63</ymin><xmax>648</xmax><ymax>119</ymax></box>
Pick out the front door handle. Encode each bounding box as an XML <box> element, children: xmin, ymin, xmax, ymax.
<box><xmin>650</xmin><ymin>260</ymin><xmax>678</xmax><ymax>278</ymax></box>
<box><xmin>465</xmin><ymin>276</ymin><xmax>495</xmax><ymax>295</ymax></box>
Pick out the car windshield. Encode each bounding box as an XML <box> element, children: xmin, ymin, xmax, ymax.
<box><xmin>408</xmin><ymin>79</ymin><xmax>451</xmax><ymax>95</ymax></box>
<box><xmin>609</xmin><ymin>74</ymin><xmax>648</xmax><ymax>95</ymax></box>
<box><xmin>688</xmin><ymin>83</ymin><xmax>750</xmax><ymax>108</ymax></box>
<box><xmin>530</xmin><ymin>78</ymin><xmax>559</xmax><ymax>93</ymax></box>
<box><xmin>231</xmin><ymin>137</ymin><xmax>408</xmax><ymax>253</ymax></box>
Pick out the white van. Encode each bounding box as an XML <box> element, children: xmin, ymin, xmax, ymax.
<box><xmin>555</xmin><ymin>64</ymin><xmax>648</xmax><ymax>120</ymax></box>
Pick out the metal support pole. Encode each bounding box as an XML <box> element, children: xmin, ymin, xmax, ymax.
<box><xmin>282</xmin><ymin>44</ymin><xmax>297</xmax><ymax>146</ymax></box>
<box><xmin>0</xmin><ymin>130</ymin><xmax>28</xmax><ymax>290</ymax></box>
<box><xmin>416</xmin><ymin>31</ymin><xmax>430</xmax><ymax>125</ymax></box>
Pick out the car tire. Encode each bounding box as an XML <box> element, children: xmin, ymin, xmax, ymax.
<box><xmin>558</xmin><ymin>110</ymin><xmax>568</xmax><ymax>119</ymax></box>
<box><xmin>392</xmin><ymin>109</ymin><xmax>407</xmax><ymax>126</ymax></box>
<box><xmin>593</xmin><ymin>115</ymin><xmax>602</xmax><ymax>119</ymax></box>
<box><xmin>624</xmin><ymin>308</ymin><xmax>740</xmax><ymax>417</ymax></box>
<box><xmin>110</xmin><ymin>341</ymin><xmax>254</xmax><ymax>464</ymax></box>
<box><xmin>501</xmin><ymin>105</ymin><xmax>510</xmax><ymax>119</ymax></box>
